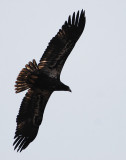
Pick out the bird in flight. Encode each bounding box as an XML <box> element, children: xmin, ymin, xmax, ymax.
<box><xmin>13</xmin><ymin>10</ymin><xmax>86</xmax><ymax>152</ymax></box>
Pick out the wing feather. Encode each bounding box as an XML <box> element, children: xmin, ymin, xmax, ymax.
<box><xmin>13</xmin><ymin>89</ymin><xmax>52</xmax><ymax>152</ymax></box>
<box><xmin>38</xmin><ymin>10</ymin><xmax>86</xmax><ymax>78</ymax></box>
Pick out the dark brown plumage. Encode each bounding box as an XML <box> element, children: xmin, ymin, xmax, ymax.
<box><xmin>13</xmin><ymin>10</ymin><xmax>86</xmax><ymax>152</ymax></box>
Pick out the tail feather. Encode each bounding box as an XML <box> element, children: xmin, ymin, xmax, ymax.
<box><xmin>15</xmin><ymin>59</ymin><xmax>39</xmax><ymax>93</ymax></box>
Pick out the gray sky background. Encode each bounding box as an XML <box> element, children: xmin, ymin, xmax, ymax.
<box><xmin>0</xmin><ymin>0</ymin><xmax>126</xmax><ymax>159</ymax></box>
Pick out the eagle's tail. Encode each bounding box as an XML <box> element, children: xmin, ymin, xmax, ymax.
<box><xmin>15</xmin><ymin>59</ymin><xmax>39</xmax><ymax>93</ymax></box>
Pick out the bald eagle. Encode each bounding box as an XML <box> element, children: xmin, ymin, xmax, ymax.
<box><xmin>13</xmin><ymin>10</ymin><xmax>86</xmax><ymax>152</ymax></box>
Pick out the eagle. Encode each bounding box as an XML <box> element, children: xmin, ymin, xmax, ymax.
<box><xmin>13</xmin><ymin>10</ymin><xmax>86</xmax><ymax>152</ymax></box>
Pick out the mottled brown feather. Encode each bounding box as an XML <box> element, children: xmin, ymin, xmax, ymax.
<box><xmin>13</xmin><ymin>89</ymin><xmax>52</xmax><ymax>152</ymax></box>
<box><xmin>38</xmin><ymin>10</ymin><xmax>86</xmax><ymax>78</ymax></box>
<box><xmin>15</xmin><ymin>59</ymin><xmax>39</xmax><ymax>93</ymax></box>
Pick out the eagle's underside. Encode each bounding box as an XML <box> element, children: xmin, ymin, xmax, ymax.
<box><xmin>13</xmin><ymin>10</ymin><xmax>86</xmax><ymax>152</ymax></box>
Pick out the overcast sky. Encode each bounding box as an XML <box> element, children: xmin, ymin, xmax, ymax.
<box><xmin>0</xmin><ymin>0</ymin><xmax>126</xmax><ymax>160</ymax></box>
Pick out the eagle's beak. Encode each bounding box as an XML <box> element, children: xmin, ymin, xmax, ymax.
<box><xmin>69</xmin><ymin>88</ymin><xmax>72</xmax><ymax>92</ymax></box>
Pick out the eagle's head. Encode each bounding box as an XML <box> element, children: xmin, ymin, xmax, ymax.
<box><xmin>56</xmin><ymin>81</ymin><xmax>72</xmax><ymax>92</ymax></box>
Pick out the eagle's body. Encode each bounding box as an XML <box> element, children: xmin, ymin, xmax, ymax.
<box><xmin>29</xmin><ymin>72</ymin><xmax>70</xmax><ymax>91</ymax></box>
<box><xmin>13</xmin><ymin>10</ymin><xmax>86</xmax><ymax>152</ymax></box>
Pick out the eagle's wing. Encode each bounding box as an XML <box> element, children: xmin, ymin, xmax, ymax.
<box><xmin>13</xmin><ymin>89</ymin><xmax>52</xmax><ymax>152</ymax></box>
<box><xmin>38</xmin><ymin>10</ymin><xmax>86</xmax><ymax>78</ymax></box>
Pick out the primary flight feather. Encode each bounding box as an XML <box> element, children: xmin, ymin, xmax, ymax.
<box><xmin>13</xmin><ymin>10</ymin><xmax>86</xmax><ymax>152</ymax></box>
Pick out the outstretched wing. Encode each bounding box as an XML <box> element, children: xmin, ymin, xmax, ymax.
<box><xmin>13</xmin><ymin>89</ymin><xmax>52</xmax><ymax>152</ymax></box>
<box><xmin>38</xmin><ymin>10</ymin><xmax>86</xmax><ymax>78</ymax></box>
